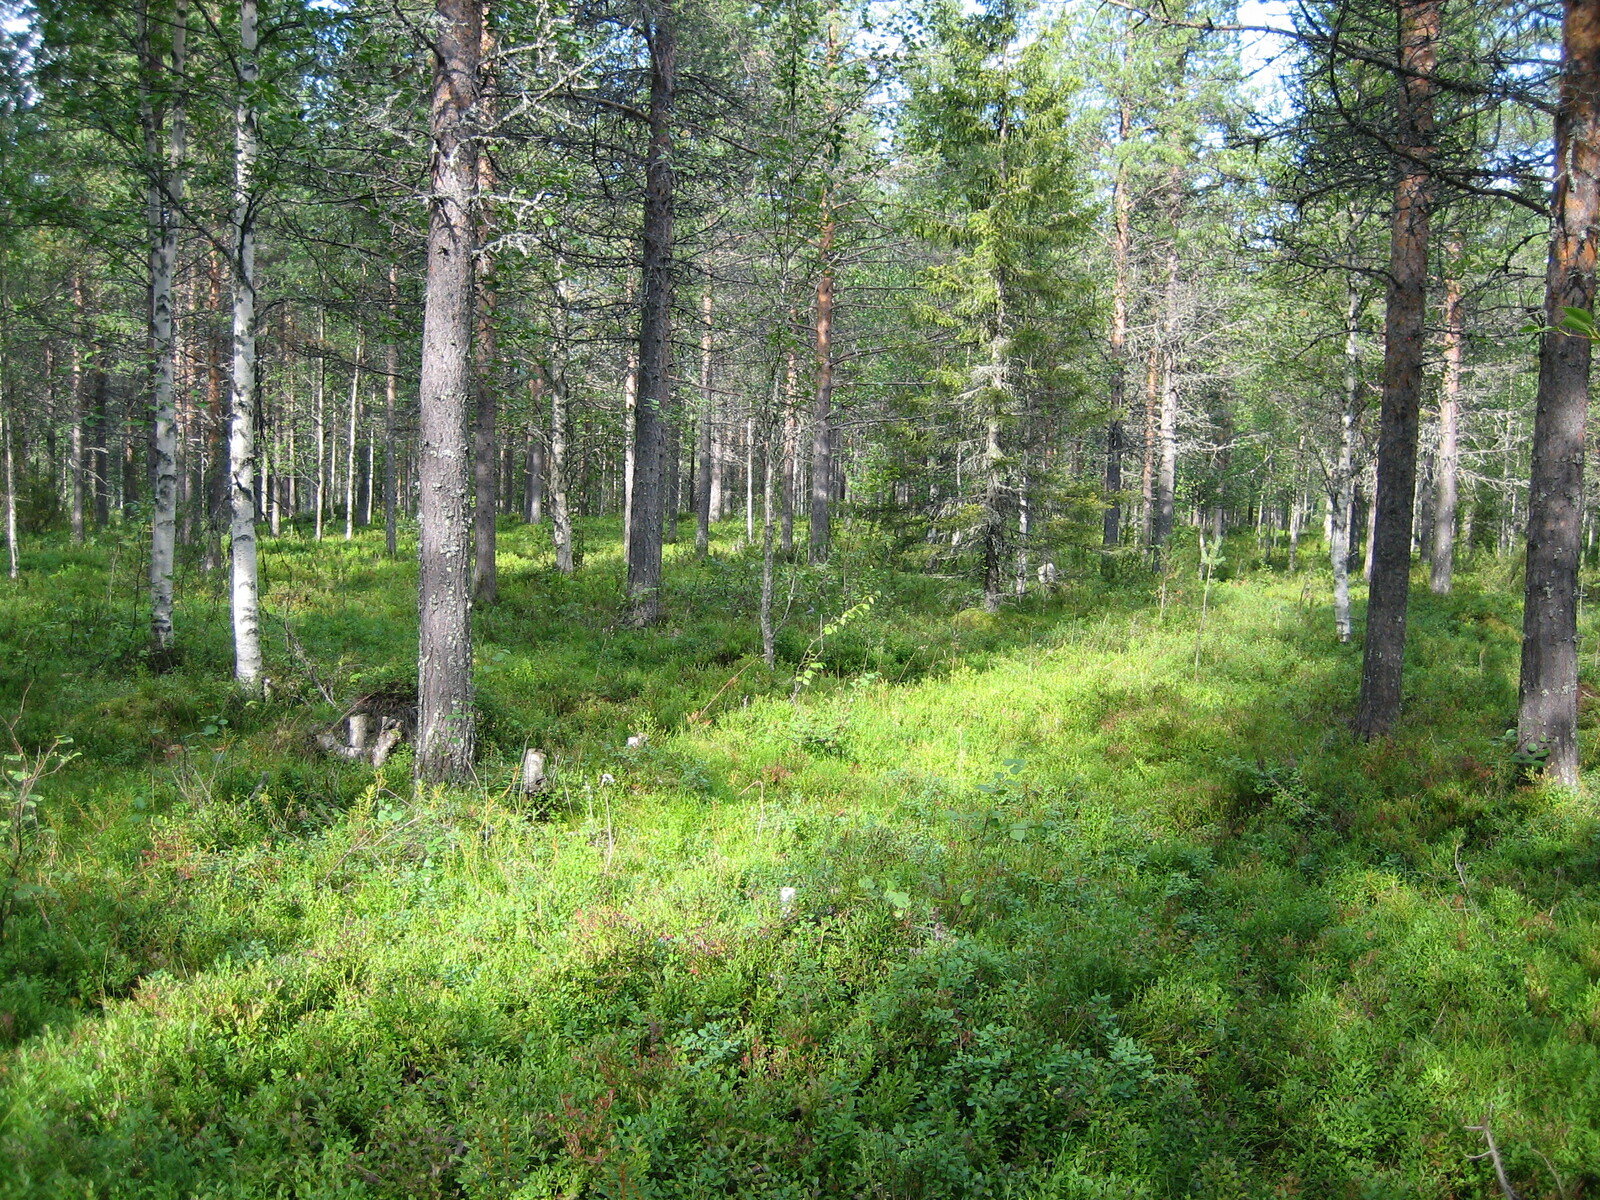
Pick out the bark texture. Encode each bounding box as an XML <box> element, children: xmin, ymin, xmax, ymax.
<box><xmin>810</xmin><ymin>202</ymin><xmax>835</xmax><ymax>565</ymax></box>
<box><xmin>1519</xmin><ymin>0</ymin><xmax>1600</xmax><ymax>785</ymax></box>
<box><xmin>144</xmin><ymin>0</ymin><xmax>187</xmax><ymax>659</ymax></box>
<box><xmin>229</xmin><ymin>0</ymin><xmax>262</xmax><ymax>691</ymax></box>
<box><xmin>416</xmin><ymin>0</ymin><xmax>481</xmax><ymax>783</ymax></box>
<box><xmin>626</xmin><ymin>4</ymin><xmax>676</xmax><ymax>624</ymax></box>
<box><xmin>1354</xmin><ymin>0</ymin><xmax>1439</xmax><ymax>739</ymax></box>
<box><xmin>1103</xmin><ymin>99</ymin><xmax>1132</xmax><ymax>550</ymax></box>
<box><xmin>1431</xmin><ymin>238</ymin><xmax>1464</xmax><ymax>595</ymax></box>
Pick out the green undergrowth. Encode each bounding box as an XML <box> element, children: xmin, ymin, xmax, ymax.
<box><xmin>0</xmin><ymin>519</ymin><xmax>1597</xmax><ymax>1198</ymax></box>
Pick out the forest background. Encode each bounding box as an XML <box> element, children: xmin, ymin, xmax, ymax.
<box><xmin>1</xmin><ymin>0</ymin><xmax>1599</xmax><ymax>1195</ymax></box>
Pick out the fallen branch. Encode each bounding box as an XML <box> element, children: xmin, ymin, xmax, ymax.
<box><xmin>270</xmin><ymin>609</ymin><xmax>337</xmax><ymax>707</ymax></box>
<box><xmin>1465</xmin><ymin>1117</ymin><xmax>1521</xmax><ymax>1200</ymax></box>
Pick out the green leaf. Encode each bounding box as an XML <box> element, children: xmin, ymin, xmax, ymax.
<box><xmin>959</xmin><ymin>890</ymin><xmax>976</xmax><ymax>906</ymax></box>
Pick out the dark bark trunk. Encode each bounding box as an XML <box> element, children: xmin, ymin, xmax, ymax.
<box><xmin>416</xmin><ymin>0</ymin><xmax>481</xmax><ymax>783</ymax></box>
<box><xmin>626</xmin><ymin>4</ymin><xmax>676</xmax><ymax>625</ymax></box>
<box><xmin>1354</xmin><ymin>0</ymin><xmax>1439</xmax><ymax>739</ymax></box>
<box><xmin>1519</xmin><ymin>0</ymin><xmax>1600</xmax><ymax>785</ymax></box>
<box><xmin>695</xmin><ymin>285</ymin><xmax>713</xmax><ymax>557</ymax></box>
<box><xmin>385</xmin><ymin>265</ymin><xmax>399</xmax><ymax>557</ymax></box>
<box><xmin>473</xmin><ymin>17</ymin><xmax>498</xmax><ymax>604</ymax></box>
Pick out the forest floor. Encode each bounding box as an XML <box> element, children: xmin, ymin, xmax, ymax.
<box><xmin>0</xmin><ymin>519</ymin><xmax>1597</xmax><ymax>1199</ymax></box>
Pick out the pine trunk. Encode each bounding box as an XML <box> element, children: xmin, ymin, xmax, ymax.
<box><xmin>626</xmin><ymin>5</ymin><xmax>676</xmax><ymax>625</ymax></box>
<box><xmin>1519</xmin><ymin>0</ymin><xmax>1600</xmax><ymax>784</ymax></box>
<box><xmin>385</xmin><ymin>265</ymin><xmax>399</xmax><ymax>557</ymax></box>
<box><xmin>695</xmin><ymin>285</ymin><xmax>713</xmax><ymax>557</ymax></box>
<box><xmin>1354</xmin><ymin>0</ymin><xmax>1439</xmax><ymax>739</ymax></box>
<box><xmin>415</xmin><ymin>0</ymin><xmax>481</xmax><ymax>783</ymax></box>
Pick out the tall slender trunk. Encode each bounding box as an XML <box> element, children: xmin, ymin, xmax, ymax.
<box><xmin>980</xmin><ymin>342</ymin><xmax>1008</xmax><ymax>612</ymax></box>
<box><xmin>385</xmin><ymin>265</ymin><xmax>399</xmax><ymax>556</ymax></box>
<box><xmin>1104</xmin><ymin>98</ymin><xmax>1132</xmax><ymax>550</ymax></box>
<box><xmin>695</xmin><ymin>284</ymin><xmax>713</xmax><ymax>557</ymax></box>
<box><xmin>1431</xmin><ymin>236</ymin><xmax>1464</xmax><ymax>594</ymax></box>
<box><xmin>1354</xmin><ymin>0</ymin><xmax>1439</xmax><ymax>739</ymax></box>
<box><xmin>1331</xmin><ymin>275</ymin><xmax>1362</xmax><ymax>642</ymax></box>
<box><xmin>314</xmin><ymin>311</ymin><xmax>326</xmax><ymax>540</ymax></box>
<box><xmin>144</xmin><ymin>0</ymin><xmax>187</xmax><ymax>658</ymax></box>
<box><xmin>416</xmin><ymin>0</ymin><xmax>482</xmax><ymax>783</ymax></box>
<box><xmin>549</xmin><ymin>364</ymin><xmax>574</xmax><ymax>573</ymax></box>
<box><xmin>344</xmin><ymin>331</ymin><xmax>363</xmax><ymax>540</ymax></box>
<box><xmin>525</xmin><ymin>374</ymin><xmax>544</xmax><ymax>523</ymax></box>
<box><xmin>781</xmin><ymin>346</ymin><xmax>798</xmax><ymax>555</ymax></box>
<box><xmin>1519</xmin><ymin>0</ymin><xmax>1600</xmax><ymax>785</ymax></box>
<box><xmin>1150</xmin><ymin>191</ymin><xmax>1181</xmax><ymax>569</ymax></box>
<box><xmin>472</xmin><ymin>12</ymin><xmax>499</xmax><ymax>603</ymax></box>
<box><xmin>745</xmin><ymin>411</ymin><xmax>755</xmax><ymax>542</ymax></box>
<box><xmin>90</xmin><ymin>365</ymin><xmax>109</xmax><ymax>528</ymax></box>
<box><xmin>1140</xmin><ymin>341</ymin><xmax>1157</xmax><ymax>549</ymax></box>
<box><xmin>621</xmin><ymin>344</ymin><xmax>638</xmax><ymax>559</ymax></box>
<box><xmin>810</xmin><ymin>199</ymin><xmax>835</xmax><ymax>564</ymax></box>
<box><xmin>626</xmin><ymin>4</ymin><xmax>676</xmax><ymax>625</ymax></box>
<box><xmin>760</xmin><ymin>378</ymin><xmax>778</xmax><ymax>665</ymax></box>
<box><xmin>70</xmin><ymin>273</ymin><xmax>86</xmax><ymax>544</ymax></box>
<box><xmin>229</xmin><ymin>0</ymin><xmax>262</xmax><ymax>690</ymax></box>
<box><xmin>2</xmin><ymin>408</ymin><xmax>14</xmax><ymax>580</ymax></box>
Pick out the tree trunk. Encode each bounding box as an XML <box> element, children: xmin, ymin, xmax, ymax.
<box><xmin>1103</xmin><ymin>98</ymin><xmax>1132</xmax><ymax>550</ymax></box>
<box><xmin>2</xmin><ymin>408</ymin><xmax>14</xmax><ymax>580</ymax></box>
<box><xmin>549</xmin><ymin>363</ymin><xmax>574</xmax><ymax>574</ymax></box>
<box><xmin>810</xmin><ymin>200</ymin><xmax>835</xmax><ymax>564</ymax></box>
<box><xmin>760</xmin><ymin>393</ymin><xmax>777</xmax><ymax>667</ymax></box>
<box><xmin>781</xmin><ymin>345</ymin><xmax>797</xmax><ymax>555</ymax></box>
<box><xmin>1354</xmin><ymin>0</ymin><xmax>1439</xmax><ymax>739</ymax></box>
<box><xmin>1431</xmin><ymin>236</ymin><xmax>1464</xmax><ymax>594</ymax></box>
<box><xmin>745</xmin><ymin>411</ymin><xmax>755</xmax><ymax>542</ymax></box>
<box><xmin>1150</xmin><ymin>219</ymin><xmax>1181</xmax><ymax>568</ymax></box>
<box><xmin>1331</xmin><ymin>276</ymin><xmax>1362</xmax><ymax>642</ymax></box>
<box><xmin>229</xmin><ymin>0</ymin><xmax>262</xmax><ymax>691</ymax></box>
<box><xmin>1140</xmin><ymin>341</ymin><xmax>1157</xmax><ymax>549</ymax></box>
<box><xmin>626</xmin><ymin>6</ymin><xmax>675</xmax><ymax>624</ymax></box>
<box><xmin>314</xmin><ymin>311</ymin><xmax>326</xmax><ymax>540</ymax></box>
<box><xmin>70</xmin><ymin>274</ymin><xmax>86</xmax><ymax>544</ymax></box>
<box><xmin>695</xmin><ymin>284</ymin><xmax>714</xmax><ymax>557</ymax></box>
<box><xmin>525</xmin><ymin>374</ymin><xmax>544</xmax><ymax>524</ymax></box>
<box><xmin>345</xmin><ymin>331</ymin><xmax>363</xmax><ymax>540</ymax></box>
<box><xmin>416</xmin><ymin>0</ymin><xmax>481</xmax><ymax>783</ymax></box>
<box><xmin>385</xmin><ymin>264</ymin><xmax>400</xmax><ymax>557</ymax></box>
<box><xmin>1519</xmin><ymin>0</ymin><xmax>1600</xmax><ymax>785</ymax></box>
<box><xmin>143</xmin><ymin>0</ymin><xmax>187</xmax><ymax>659</ymax></box>
<box><xmin>473</xmin><ymin>19</ymin><xmax>499</xmax><ymax>604</ymax></box>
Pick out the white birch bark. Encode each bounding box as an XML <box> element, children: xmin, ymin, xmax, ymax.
<box><xmin>147</xmin><ymin>0</ymin><xmax>188</xmax><ymax>656</ymax></box>
<box><xmin>229</xmin><ymin>0</ymin><xmax>263</xmax><ymax>689</ymax></box>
